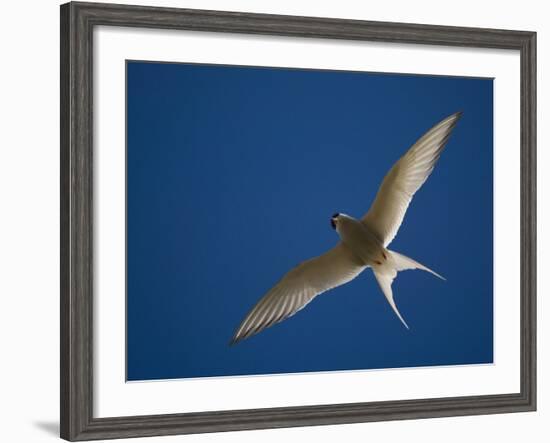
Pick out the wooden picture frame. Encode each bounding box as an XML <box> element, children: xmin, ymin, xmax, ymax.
<box><xmin>60</xmin><ymin>1</ymin><xmax>536</xmax><ymax>440</ymax></box>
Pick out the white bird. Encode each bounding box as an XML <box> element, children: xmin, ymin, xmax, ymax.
<box><xmin>230</xmin><ymin>112</ymin><xmax>462</xmax><ymax>344</ymax></box>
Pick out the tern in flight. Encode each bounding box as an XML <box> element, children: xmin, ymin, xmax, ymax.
<box><xmin>230</xmin><ymin>112</ymin><xmax>462</xmax><ymax>345</ymax></box>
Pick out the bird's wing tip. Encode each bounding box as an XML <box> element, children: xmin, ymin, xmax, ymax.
<box><xmin>444</xmin><ymin>111</ymin><xmax>463</xmax><ymax>126</ymax></box>
<box><xmin>230</xmin><ymin>331</ymin><xmax>250</xmax><ymax>346</ymax></box>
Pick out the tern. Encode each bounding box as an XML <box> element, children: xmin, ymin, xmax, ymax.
<box><xmin>230</xmin><ymin>112</ymin><xmax>462</xmax><ymax>344</ymax></box>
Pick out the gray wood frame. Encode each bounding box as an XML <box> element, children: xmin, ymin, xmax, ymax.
<box><xmin>60</xmin><ymin>1</ymin><xmax>536</xmax><ymax>441</ymax></box>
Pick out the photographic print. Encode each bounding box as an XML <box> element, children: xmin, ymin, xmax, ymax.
<box><xmin>61</xmin><ymin>4</ymin><xmax>536</xmax><ymax>439</ymax></box>
<box><xmin>126</xmin><ymin>61</ymin><xmax>493</xmax><ymax>382</ymax></box>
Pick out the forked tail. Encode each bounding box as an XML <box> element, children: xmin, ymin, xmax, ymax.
<box><xmin>372</xmin><ymin>250</ymin><xmax>444</xmax><ymax>329</ymax></box>
<box><xmin>390</xmin><ymin>250</ymin><xmax>445</xmax><ymax>281</ymax></box>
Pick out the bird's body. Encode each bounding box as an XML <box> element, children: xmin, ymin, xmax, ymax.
<box><xmin>230</xmin><ymin>112</ymin><xmax>462</xmax><ymax>344</ymax></box>
<box><xmin>335</xmin><ymin>214</ymin><xmax>388</xmax><ymax>265</ymax></box>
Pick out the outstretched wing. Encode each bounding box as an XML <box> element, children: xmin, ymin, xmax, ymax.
<box><xmin>231</xmin><ymin>243</ymin><xmax>365</xmax><ymax>344</ymax></box>
<box><xmin>362</xmin><ymin>112</ymin><xmax>462</xmax><ymax>247</ymax></box>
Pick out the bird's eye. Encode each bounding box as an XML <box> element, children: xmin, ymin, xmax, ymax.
<box><xmin>332</xmin><ymin>212</ymin><xmax>340</xmax><ymax>219</ymax></box>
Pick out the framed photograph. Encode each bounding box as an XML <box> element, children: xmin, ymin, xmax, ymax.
<box><xmin>60</xmin><ymin>1</ymin><xmax>536</xmax><ymax>441</ymax></box>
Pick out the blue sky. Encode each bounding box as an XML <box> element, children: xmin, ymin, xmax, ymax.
<box><xmin>126</xmin><ymin>61</ymin><xmax>493</xmax><ymax>381</ymax></box>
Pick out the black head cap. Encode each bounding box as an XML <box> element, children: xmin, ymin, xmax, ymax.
<box><xmin>331</xmin><ymin>213</ymin><xmax>340</xmax><ymax>230</ymax></box>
